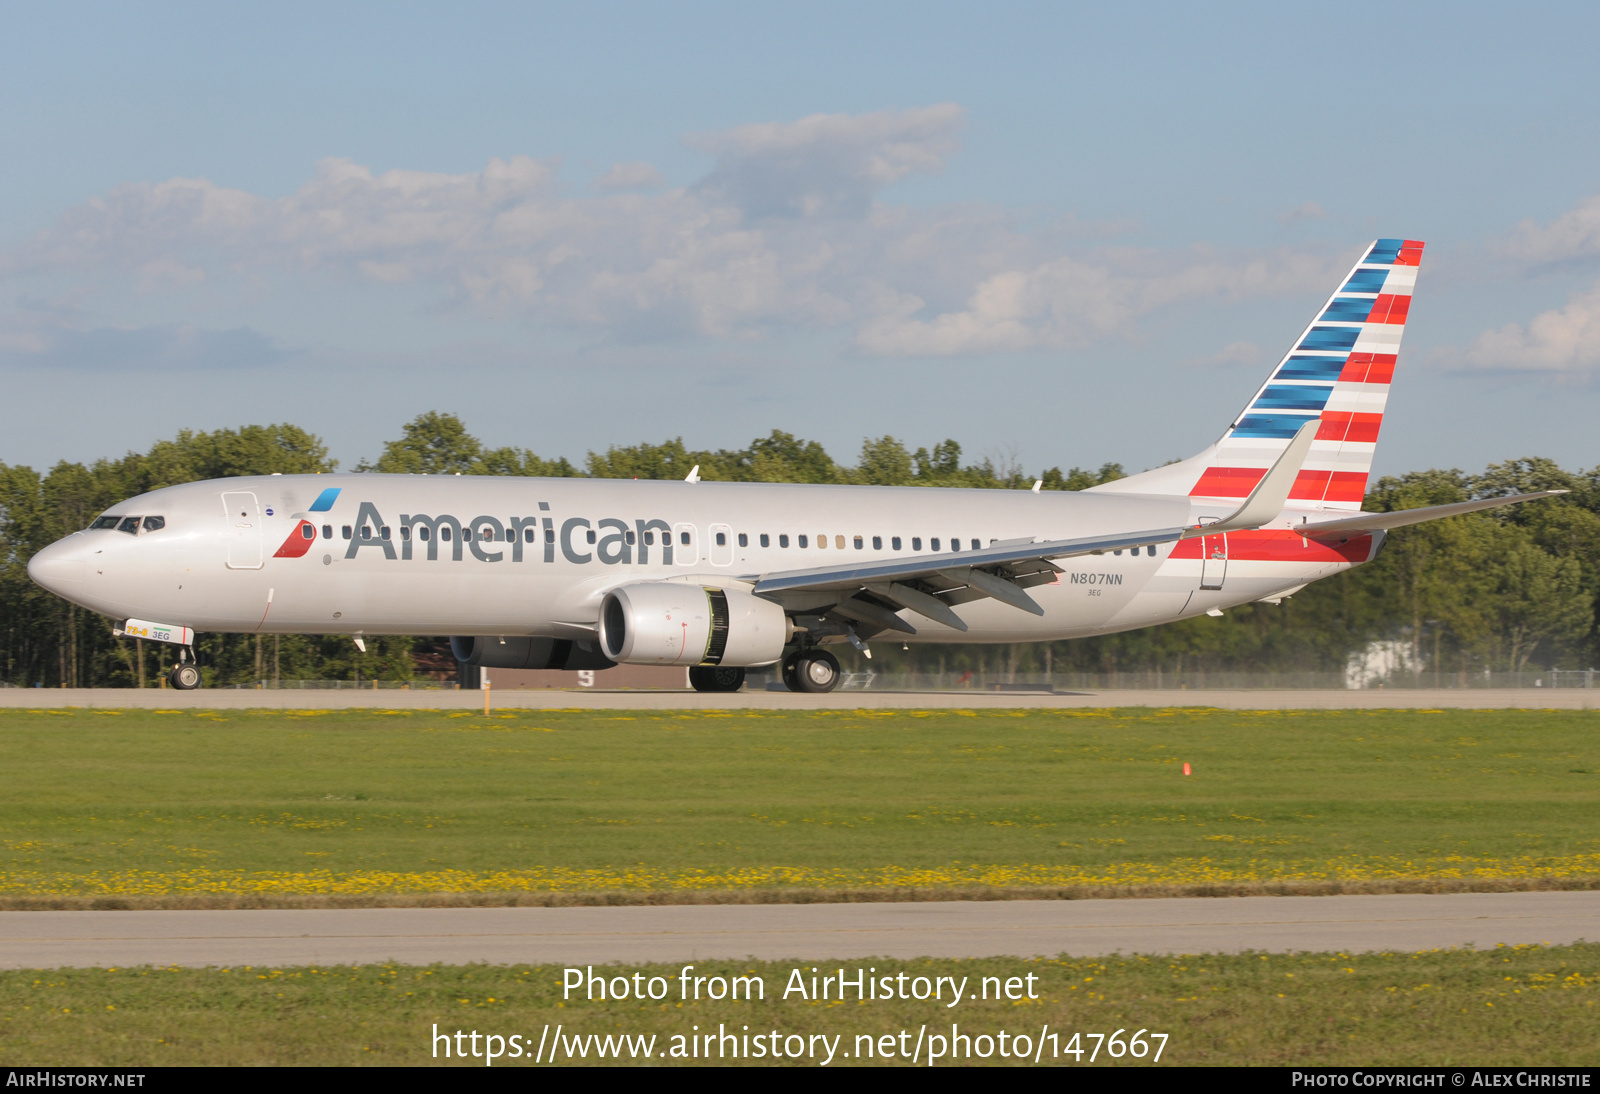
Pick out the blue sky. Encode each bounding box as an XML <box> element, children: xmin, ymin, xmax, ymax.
<box><xmin>4</xmin><ymin>1</ymin><xmax>1600</xmax><ymax>478</ymax></box>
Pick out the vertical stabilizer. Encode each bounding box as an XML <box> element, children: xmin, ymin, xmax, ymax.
<box><xmin>1091</xmin><ymin>238</ymin><xmax>1423</xmax><ymax>511</ymax></box>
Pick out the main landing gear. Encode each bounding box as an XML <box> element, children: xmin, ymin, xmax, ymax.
<box><xmin>782</xmin><ymin>648</ymin><xmax>840</xmax><ymax>693</ymax></box>
<box><xmin>689</xmin><ymin>665</ymin><xmax>746</xmax><ymax>693</ymax></box>
<box><xmin>168</xmin><ymin>647</ymin><xmax>201</xmax><ymax>690</ymax></box>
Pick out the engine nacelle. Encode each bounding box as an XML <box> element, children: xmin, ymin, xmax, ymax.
<box><xmin>598</xmin><ymin>583</ymin><xmax>788</xmax><ymax>667</ymax></box>
<box><xmin>450</xmin><ymin>635</ymin><xmax>615</xmax><ymax>671</ymax></box>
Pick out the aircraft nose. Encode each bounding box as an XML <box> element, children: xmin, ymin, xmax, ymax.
<box><xmin>28</xmin><ymin>533</ymin><xmax>91</xmax><ymax>596</ymax></box>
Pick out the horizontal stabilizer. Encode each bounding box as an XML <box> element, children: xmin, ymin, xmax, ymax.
<box><xmin>1301</xmin><ymin>491</ymin><xmax>1568</xmax><ymax>541</ymax></box>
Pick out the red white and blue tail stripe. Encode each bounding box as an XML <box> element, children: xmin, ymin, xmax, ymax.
<box><xmin>1092</xmin><ymin>239</ymin><xmax>1422</xmax><ymax>511</ymax></box>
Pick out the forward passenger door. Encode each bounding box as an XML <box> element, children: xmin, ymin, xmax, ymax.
<box><xmin>221</xmin><ymin>491</ymin><xmax>263</xmax><ymax>570</ymax></box>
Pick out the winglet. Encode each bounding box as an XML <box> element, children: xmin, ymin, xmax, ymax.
<box><xmin>685</xmin><ymin>465</ymin><xmax>701</xmax><ymax>484</ymax></box>
<box><xmin>1185</xmin><ymin>419</ymin><xmax>1319</xmax><ymax>536</ymax></box>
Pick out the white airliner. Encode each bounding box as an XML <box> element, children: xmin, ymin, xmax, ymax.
<box><xmin>29</xmin><ymin>239</ymin><xmax>1561</xmax><ymax>692</ymax></box>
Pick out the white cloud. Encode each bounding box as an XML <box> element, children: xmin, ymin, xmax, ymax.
<box><xmin>1189</xmin><ymin>341</ymin><xmax>1261</xmax><ymax>368</ymax></box>
<box><xmin>1501</xmin><ymin>191</ymin><xmax>1600</xmax><ymax>265</ymax></box>
<box><xmin>0</xmin><ymin>106</ymin><xmax>1348</xmax><ymax>361</ymax></box>
<box><xmin>1275</xmin><ymin>201</ymin><xmax>1327</xmax><ymax>226</ymax></box>
<box><xmin>1462</xmin><ymin>278</ymin><xmax>1600</xmax><ymax>374</ymax></box>
<box><xmin>857</xmin><ymin>247</ymin><xmax>1339</xmax><ymax>356</ymax></box>
<box><xmin>688</xmin><ymin>104</ymin><xmax>963</xmax><ymax>219</ymax></box>
<box><xmin>591</xmin><ymin>162</ymin><xmax>666</xmax><ymax>192</ymax></box>
<box><xmin>0</xmin><ymin>320</ymin><xmax>289</xmax><ymax>371</ymax></box>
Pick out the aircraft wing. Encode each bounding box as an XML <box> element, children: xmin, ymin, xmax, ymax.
<box><xmin>752</xmin><ymin>420</ymin><xmax>1324</xmax><ymax>634</ymax></box>
<box><xmin>1300</xmin><ymin>490</ymin><xmax>1568</xmax><ymax>542</ymax></box>
<box><xmin>751</xmin><ymin>525</ymin><xmax>1190</xmax><ymax>633</ymax></box>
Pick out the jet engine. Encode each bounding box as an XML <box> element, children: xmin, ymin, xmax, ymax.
<box><xmin>449</xmin><ymin>635</ymin><xmax>615</xmax><ymax>671</ymax></box>
<box><xmin>598</xmin><ymin>583</ymin><xmax>789</xmax><ymax>667</ymax></box>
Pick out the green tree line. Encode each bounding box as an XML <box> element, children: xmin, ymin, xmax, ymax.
<box><xmin>1</xmin><ymin>413</ymin><xmax>1595</xmax><ymax>687</ymax></box>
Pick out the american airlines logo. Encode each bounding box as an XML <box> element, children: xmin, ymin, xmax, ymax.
<box><xmin>274</xmin><ymin>499</ymin><xmax>685</xmax><ymax>567</ymax></box>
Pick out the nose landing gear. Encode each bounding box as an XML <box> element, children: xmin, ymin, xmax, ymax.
<box><xmin>168</xmin><ymin>647</ymin><xmax>201</xmax><ymax>690</ymax></box>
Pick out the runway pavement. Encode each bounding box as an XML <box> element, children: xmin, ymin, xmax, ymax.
<box><xmin>1</xmin><ymin>687</ymin><xmax>1596</xmax><ymax>709</ymax></box>
<box><xmin>3</xmin><ymin>892</ymin><xmax>1596</xmax><ymax>968</ymax></box>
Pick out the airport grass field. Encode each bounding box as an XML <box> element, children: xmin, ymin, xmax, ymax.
<box><xmin>0</xmin><ymin>706</ymin><xmax>1597</xmax><ymax>903</ymax></box>
<box><xmin>4</xmin><ymin>945</ymin><xmax>1597</xmax><ymax>1066</ymax></box>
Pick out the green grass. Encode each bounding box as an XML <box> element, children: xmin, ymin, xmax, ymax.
<box><xmin>0</xmin><ymin>707</ymin><xmax>1597</xmax><ymax>901</ymax></box>
<box><xmin>2</xmin><ymin>945</ymin><xmax>1596</xmax><ymax>1066</ymax></box>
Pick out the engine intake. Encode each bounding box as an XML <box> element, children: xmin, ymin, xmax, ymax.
<box><xmin>598</xmin><ymin>583</ymin><xmax>787</xmax><ymax>667</ymax></box>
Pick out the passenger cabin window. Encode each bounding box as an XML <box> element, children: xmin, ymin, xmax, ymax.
<box><xmin>544</xmin><ymin>528</ymin><xmax>554</xmax><ymax>543</ymax></box>
<box><xmin>90</xmin><ymin>516</ymin><xmax>121</xmax><ymax>530</ymax></box>
<box><xmin>759</xmin><ymin>534</ymin><xmax>770</xmax><ymax>547</ymax></box>
<box><xmin>779</xmin><ymin>534</ymin><xmax>789</xmax><ymax>548</ymax></box>
<box><xmin>912</xmin><ymin>537</ymin><xmax>921</xmax><ymax>550</ymax></box>
<box><xmin>585</xmin><ymin>529</ymin><xmax>596</xmax><ymax>544</ymax></box>
<box><xmin>301</xmin><ymin>523</ymin><xmax>315</xmax><ymax>540</ymax></box>
<box><xmin>872</xmin><ymin>536</ymin><xmax>882</xmax><ymax>550</ymax></box>
<box><xmin>440</xmin><ymin>526</ymin><xmax>452</xmax><ymax>542</ymax></box>
<box><xmin>625</xmin><ymin>530</ymin><xmax>635</xmax><ymax>545</ymax></box>
<box><xmin>342</xmin><ymin>525</ymin><xmax>353</xmax><ymax>540</ymax></box>
<box><xmin>890</xmin><ymin>536</ymin><xmax>900</xmax><ymax>550</ymax></box>
<box><xmin>930</xmin><ymin>538</ymin><xmax>940</xmax><ymax>551</ymax></box>
<box><xmin>817</xmin><ymin>533</ymin><xmax>827</xmax><ymax>549</ymax></box>
<box><xmin>715</xmin><ymin>532</ymin><xmax>726</xmax><ymax>547</ymax></box>
<box><xmin>853</xmin><ymin>536</ymin><xmax>863</xmax><ymax>550</ymax></box>
<box><xmin>738</xmin><ymin>533</ymin><xmax>748</xmax><ymax>547</ymax></box>
<box><xmin>525</xmin><ymin>528</ymin><xmax>536</xmax><ymax>543</ymax></box>
<box><xmin>360</xmin><ymin>526</ymin><xmax>371</xmax><ymax>540</ymax></box>
<box><xmin>643</xmin><ymin>531</ymin><xmax>655</xmax><ymax>545</ymax></box>
<box><xmin>142</xmin><ymin>516</ymin><xmax>165</xmax><ymax>532</ymax></box>
<box><xmin>117</xmin><ymin>516</ymin><xmax>141</xmax><ymax>535</ymax></box>
<box><xmin>680</xmin><ymin>531</ymin><xmax>690</xmax><ymax>546</ymax></box>
<box><xmin>1148</xmin><ymin>545</ymin><xmax>1157</xmax><ymax>556</ymax></box>
<box><xmin>971</xmin><ymin>538</ymin><xmax>980</xmax><ymax>551</ymax></box>
<box><xmin>380</xmin><ymin>526</ymin><xmax>391</xmax><ymax>540</ymax></box>
<box><xmin>798</xmin><ymin>535</ymin><xmax>808</xmax><ymax>548</ymax></box>
<box><xmin>835</xmin><ymin>535</ymin><xmax>845</xmax><ymax>549</ymax></box>
<box><xmin>323</xmin><ymin>524</ymin><xmax>333</xmax><ymax>540</ymax></box>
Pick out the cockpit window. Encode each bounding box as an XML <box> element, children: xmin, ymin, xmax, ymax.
<box><xmin>142</xmin><ymin>516</ymin><xmax>165</xmax><ymax>532</ymax></box>
<box><xmin>117</xmin><ymin>516</ymin><xmax>142</xmax><ymax>535</ymax></box>
<box><xmin>90</xmin><ymin>516</ymin><xmax>120</xmax><ymax>530</ymax></box>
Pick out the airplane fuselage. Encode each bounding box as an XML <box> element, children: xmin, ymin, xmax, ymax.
<box><xmin>29</xmin><ymin>473</ymin><xmax>1377</xmax><ymax>648</ymax></box>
